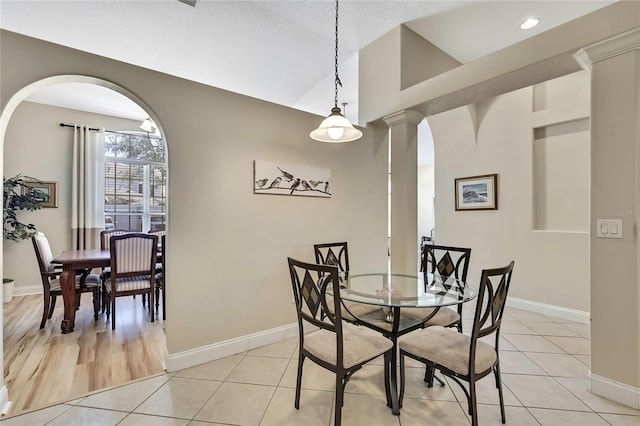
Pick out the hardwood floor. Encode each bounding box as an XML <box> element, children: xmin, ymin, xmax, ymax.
<box><xmin>3</xmin><ymin>292</ymin><xmax>165</xmax><ymax>416</ymax></box>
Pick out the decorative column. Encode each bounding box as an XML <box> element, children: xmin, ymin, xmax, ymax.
<box><xmin>383</xmin><ymin>110</ymin><xmax>424</xmax><ymax>274</ymax></box>
<box><xmin>574</xmin><ymin>28</ymin><xmax>640</xmax><ymax>409</ymax></box>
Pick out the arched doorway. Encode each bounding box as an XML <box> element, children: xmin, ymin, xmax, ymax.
<box><xmin>1</xmin><ymin>75</ymin><xmax>168</xmax><ymax>416</ymax></box>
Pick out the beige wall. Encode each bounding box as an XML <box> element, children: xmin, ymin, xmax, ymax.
<box><xmin>428</xmin><ymin>71</ymin><xmax>590</xmax><ymax>312</ymax></box>
<box><xmin>3</xmin><ymin>101</ymin><xmax>142</xmax><ymax>292</ymax></box>
<box><xmin>0</xmin><ymin>31</ymin><xmax>389</xmax><ymax>357</ymax></box>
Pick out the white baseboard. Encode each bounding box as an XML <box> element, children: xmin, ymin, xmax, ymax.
<box><xmin>164</xmin><ymin>322</ymin><xmax>299</xmax><ymax>372</ymax></box>
<box><xmin>507</xmin><ymin>297</ymin><xmax>590</xmax><ymax>324</ymax></box>
<box><xmin>0</xmin><ymin>385</ymin><xmax>12</xmax><ymax>416</ymax></box>
<box><xmin>590</xmin><ymin>372</ymin><xmax>640</xmax><ymax>409</ymax></box>
<box><xmin>12</xmin><ymin>285</ymin><xmax>42</xmax><ymax>297</ymax></box>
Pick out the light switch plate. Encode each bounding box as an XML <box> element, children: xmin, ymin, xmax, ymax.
<box><xmin>596</xmin><ymin>219</ymin><xmax>622</xmax><ymax>239</ymax></box>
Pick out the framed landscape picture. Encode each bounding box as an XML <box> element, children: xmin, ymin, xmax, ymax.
<box><xmin>454</xmin><ymin>174</ymin><xmax>497</xmax><ymax>211</ymax></box>
<box><xmin>21</xmin><ymin>181</ymin><xmax>58</xmax><ymax>208</ymax></box>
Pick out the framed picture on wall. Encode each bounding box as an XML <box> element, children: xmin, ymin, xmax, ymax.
<box><xmin>21</xmin><ymin>181</ymin><xmax>58</xmax><ymax>208</ymax></box>
<box><xmin>454</xmin><ymin>174</ymin><xmax>497</xmax><ymax>211</ymax></box>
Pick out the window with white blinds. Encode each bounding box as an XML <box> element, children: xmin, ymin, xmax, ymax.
<box><xmin>104</xmin><ymin>132</ymin><xmax>167</xmax><ymax>232</ymax></box>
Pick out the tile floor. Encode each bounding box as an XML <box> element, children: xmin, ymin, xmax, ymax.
<box><xmin>2</xmin><ymin>305</ymin><xmax>640</xmax><ymax>425</ymax></box>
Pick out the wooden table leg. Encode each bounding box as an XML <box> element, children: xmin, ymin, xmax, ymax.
<box><xmin>60</xmin><ymin>265</ymin><xmax>76</xmax><ymax>334</ymax></box>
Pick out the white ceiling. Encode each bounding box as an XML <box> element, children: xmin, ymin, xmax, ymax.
<box><xmin>0</xmin><ymin>0</ymin><xmax>615</xmax><ymax>164</ymax></box>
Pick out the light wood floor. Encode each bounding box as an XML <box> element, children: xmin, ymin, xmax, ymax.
<box><xmin>3</xmin><ymin>292</ymin><xmax>165</xmax><ymax>416</ymax></box>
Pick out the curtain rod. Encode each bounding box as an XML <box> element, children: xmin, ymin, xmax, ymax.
<box><xmin>59</xmin><ymin>123</ymin><xmax>162</xmax><ymax>139</ymax></box>
<box><xmin>59</xmin><ymin>123</ymin><xmax>101</xmax><ymax>132</ymax></box>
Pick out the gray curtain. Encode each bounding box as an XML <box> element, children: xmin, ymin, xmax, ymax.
<box><xmin>71</xmin><ymin>124</ymin><xmax>105</xmax><ymax>249</ymax></box>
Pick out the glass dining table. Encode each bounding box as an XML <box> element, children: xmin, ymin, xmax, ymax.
<box><xmin>327</xmin><ymin>271</ymin><xmax>478</xmax><ymax>415</ymax></box>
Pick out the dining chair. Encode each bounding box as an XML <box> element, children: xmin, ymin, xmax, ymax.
<box><xmin>287</xmin><ymin>257</ymin><xmax>394</xmax><ymax>426</ymax></box>
<box><xmin>104</xmin><ymin>233</ymin><xmax>158</xmax><ymax>330</ymax></box>
<box><xmin>403</xmin><ymin>244</ymin><xmax>472</xmax><ymax>332</ymax></box>
<box><xmin>154</xmin><ymin>234</ymin><xmax>166</xmax><ymax>320</ymax></box>
<box><xmin>31</xmin><ymin>231</ymin><xmax>100</xmax><ymax>329</ymax></box>
<box><xmin>398</xmin><ymin>261</ymin><xmax>515</xmax><ymax>426</ymax></box>
<box><xmin>99</xmin><ymin>229</ymin><xmax>130</xmax><ymax>311</ymax></box>
<box><xmin>313</xmin><ymin>242</ymin><xmax>381</xmax><ymax>323</ymax></box>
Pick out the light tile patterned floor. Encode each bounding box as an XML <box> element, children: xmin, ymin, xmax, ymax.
<box><xmin>2</xmin><ymin>306</ymin><xmax>640</xmax><ymax>425</ymax></box>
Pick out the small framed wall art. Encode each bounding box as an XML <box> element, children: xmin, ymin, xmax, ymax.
<box><xmin>454</xmin><ymin>174</ymin><xmax>497</xmax><ymax>211</ymax></box>
<box><xmin>253</xmin><ymin>160</ymin><xmax>332</xmax><ymax>198</ymax></box>
<box><xmin>22</xmin><ymin>180</ymin><xmax>58</xmax><ymax>208</ymax></box>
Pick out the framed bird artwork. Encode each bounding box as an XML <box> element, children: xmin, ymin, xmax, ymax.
<box><xmin>253</xmin><ymin>160</ymin><xmax>332</xmax><ymax>198</ymax></box>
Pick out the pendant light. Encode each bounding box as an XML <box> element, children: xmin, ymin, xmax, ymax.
<box><xmin>310</xmin><ymin>0</ymin><xmax>362</xmax><ymax>143</ymax></box>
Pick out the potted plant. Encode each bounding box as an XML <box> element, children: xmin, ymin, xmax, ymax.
<box><xmin>3</xmin><ymin>174</ymin><xmax>50</xmax><ymax>303</ymax></box>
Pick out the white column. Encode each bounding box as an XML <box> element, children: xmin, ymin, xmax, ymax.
<box><xmin>575</xmin><ymin>28</ymin><xmax>640</xmax><ymax>409</ymax></box>
<box><xmin>383</xmin><ymin>110</ymin><xmax>424</xmax><ymax>274</ymax></box>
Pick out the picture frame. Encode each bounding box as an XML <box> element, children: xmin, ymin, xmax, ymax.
<box><xmin>253</xmin><ymin>160</ymin><xmax>332</xmax><ymax>198</ymax></box>
<box><xmin>454</xmin><ymin>174</ymin><xmax>497</xmax><ymax>211</ymax></box>
<box><xmin>21</xmin><ymin>181</ymin><xmax>58</xmax><ymax>208</ymax></box>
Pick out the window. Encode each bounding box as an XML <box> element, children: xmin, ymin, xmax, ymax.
<box><xmin>104</xmin><ymin>132</ymin><xmax>167</xmax><ymax>232</ymax></box>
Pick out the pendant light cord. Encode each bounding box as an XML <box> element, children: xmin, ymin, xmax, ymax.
<box><xmin>334</xmin><ymin>0</ymin><xmax>341</xmax><ymax>109</ymax></box>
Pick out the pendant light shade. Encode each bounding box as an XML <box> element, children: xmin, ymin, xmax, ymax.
<box><xmin>310</xmin><ymin>107</ymin><xmax>363</xmax><ymax>143</ymax></box>
<box><xmin>310</xmin><ymin>0</ymin><xmax>362</xmax><ymax>143</ymax></box>
<box><xmin>140</xmin><ymin>117</ymin><xmax>161</xmax><ymax>137</ymax></box>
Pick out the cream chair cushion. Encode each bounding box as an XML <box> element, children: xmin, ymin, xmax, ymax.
<box><xmin>398</xmin><ymin>326</ymin><xmax>497</xmax><ymax>376</ymax></box>
<box><xmin>304</xmin><ymin>323</ymin><xmax>393</xmax><ymax>369</ymax></box>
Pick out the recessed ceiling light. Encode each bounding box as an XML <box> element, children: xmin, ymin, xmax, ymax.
<box><xmin>520</xmin><ymin>18</ymin><xmax>540</xmax><ymax>30</ymax></box>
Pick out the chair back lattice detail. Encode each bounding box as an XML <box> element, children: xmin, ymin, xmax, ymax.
<box><xmin>314</xmin><ymin>242</ymin><xmax>349</xmax><ymax>273</ymax></box>
<box><xmin>423</xmin><ymin>245</ymin><xmax>471</xmax><ymax>282</ymax></box>
<box><xmin>472</xmin><ymin>262</ymin><xmax>514</xmax><ymax>342</ymax></box>
<box><xmin>288</xmin><ymin>258</ymin><xmax>341</xmax><ymax>333</ymax></box>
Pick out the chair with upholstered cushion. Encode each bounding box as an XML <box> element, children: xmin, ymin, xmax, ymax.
<box><xmin>32</xmin><ymin>231</ymin><xmax>100</xmax><ymax>329</ymax></box>
<box><xmin>99</xmin><ymin>229</ymin><xmax>130</xmax><ymax>310</ymax></box>
<box><xmin>398</xmin><ymin>261</ymin><xmax>515</xmax><ymax>426</ymax></box>
<box><xmin>288</xmin><ymin>257</ymin><xmax>394</xmax><ymax>426</ymax></box>
<box><xmin>104</xmin><ymin>233</ymin><xmax>158</xmax><ymax>330</ymax></box>
<box><xmin>402</xmin><ymin>245</ymin><xmax>472</xmax><ymax>332</ymax></box>
<box><xmin>314</xmin><ymin>242</ymin><xmax>381</xmax><ymax>323</ymax></box>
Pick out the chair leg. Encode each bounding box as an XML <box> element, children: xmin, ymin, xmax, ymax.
<box><xmin>111</xmin><ymin>294</ymin><xmax>116</xmax><ymax>330</ymax></box>
<box><xmin>295</xmin><ymin>353</ymin><xmax>305</xmax><ymax>409</ymax></box>
<box><xmin>469</xmin><ymin>379</ymin><xmax>478</xmax><ymax>426</ymax></box>
<box><xmin>150</xmin><ymin>290</ymin><xmax>155</xmax><ymax>323</ymax></box>
<box><xmin>335</xmin><ymin>375</ymin><xmax>343</xmax><ymax>426</ymax></box>
<box><xmin>398</xmin><ymin>352</ymin><xmax>406</xmax><ymax>408</ymax></box>
<box><xmin>384</xmin><ymin>352</ymin><xmax>392</xmax><ymax>408</ymax></box>
<box><xmin>92</xmin><ymin>289</ymin><xmax>99</xmax><ymax>321</ymax></box>
<box><xmin>48</xmin><ymin>295</ymin><xmax>57</xmax><ymax>318</ymax></box>
<box><xmin>495</xmin><ymin>362</ymin><xmax>506</xmax><ymax>424</ymax></box>
<box><xmin>162</xmin><ymin>283</ymin><xmax>166</xmax><ymax>320</ymax></box>
<box><xmin>40</xmin><ymin>293</ymin><xmax>51</xmax><ymax>329</ymax></box>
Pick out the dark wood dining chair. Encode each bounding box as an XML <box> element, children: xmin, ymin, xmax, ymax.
<box><xmin>398</xmin><ymin>261</ymin><xmax>515</xmax><ymax>426</ymax></box>
<box><xmin>314</xmin><ymin>242</ymin><xmax>381</xmax><ymax>323</ymax></box>
<box><xmin>288</xmin><ymin>257</ymin><xmax>394</xmax><ymax>426</ymax></box>
<box><xmin>104</xmin><ymin>233</ymin><xmax>158</xmax><ymax>330</ymax></box>
<box><xmin>154</xmin><ymin>234</ymin><xmax>166</xmax><ymax>320</ymax></box>
<box><xmin>403</xmin><ymin>244</ymin><xmax>472</xmax><ymax>332</ymax></box>
<box><xmin>99</xmin><ymin>229</ymin><xmax>130</xmax><ymax>311</ymax></box>
<box><xmin>32</xmin><ymin>231</ymin><xmax>100</xmax><ymax>329</ymax></box>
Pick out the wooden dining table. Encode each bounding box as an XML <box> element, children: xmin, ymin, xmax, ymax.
<box><xmin>51</xmin><ymin>249</ymin><xmax>111</xmax><ymax>334</ymax></box>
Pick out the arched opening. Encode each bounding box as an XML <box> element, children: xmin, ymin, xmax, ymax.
<box><xmin>1</xmin><ymin>75</ymin><xmax>169</xmax><ymax>416</ymax></box>
<box><xmin>417</xmin><ymin>118</ymin><xmax>435</xmax><ymax>244</ymax></box>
